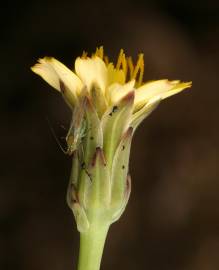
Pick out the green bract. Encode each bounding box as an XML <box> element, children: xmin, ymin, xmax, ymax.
<box><xmin>66</xmin><ymin>89</ymin><xmax>138</xmax><ymax>232</ymax></box>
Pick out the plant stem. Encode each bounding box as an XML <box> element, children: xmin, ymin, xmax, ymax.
<box><xmin>77</xmin><ymin>221</ymin><xmax>110</xmax><ymax>270</ymax></box>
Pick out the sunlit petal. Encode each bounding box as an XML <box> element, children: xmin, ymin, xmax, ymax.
<box><xmin>31</xmin><ymin>57</ymin><xmax>83</xmax><ymax>97</ymax></box>
<box><xmin>108</xmin><ymin>80</ymin><xmax>135</xmax><ymax>105</ymax></box>
<box><xmin>75</xmin><ymin>56</ymin><xmax>107</xmax><ymax>93</ymax></box>
<box><xmin>134</xmin><ymin>80</ymin><xmax>191</xmax><ymax>109</ymax></box>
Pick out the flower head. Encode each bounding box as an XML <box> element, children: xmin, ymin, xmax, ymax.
<box><xmin>31</xmin><ymin>46</ymin><xmax>191</xmax><ymax>113</ymax></box>
<box><xmin>31</xmin><ymin>47</ymin><xmax>191</xmax><ymax>232</ymax></box>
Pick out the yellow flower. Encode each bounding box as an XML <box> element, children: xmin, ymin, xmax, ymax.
<box><xmin>31</xmin><ymin>46</ymin><xmax>191</xmax><ymax>114</ymax></box>
<box><xmin>31</xmin><ymin>47</ymin><xmax>192</xmax><ymax>234</ymax></box>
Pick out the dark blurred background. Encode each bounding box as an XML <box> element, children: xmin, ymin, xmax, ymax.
<box><xmin>1</xmin><ymin>0</ymin><xmax>219</xmax><ymax>269</ymax></box>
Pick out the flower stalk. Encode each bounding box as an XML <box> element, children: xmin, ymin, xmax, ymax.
<box><xmin>31</xmin><ymin>46</ymin><xmax>191</xmax><ymax>270</ymax></box>
<box><xmin>77</xmin><ymin>219</ymin><xmax>109</xmax><ymax>270</ymax></box>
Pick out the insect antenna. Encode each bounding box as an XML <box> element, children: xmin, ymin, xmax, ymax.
<box><xmin>46</xmin><ymin>117</ymin><xmax>68</xmax><ymax>154</ymax></box>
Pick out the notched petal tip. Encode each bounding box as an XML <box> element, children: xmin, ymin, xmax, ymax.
<box><xmin>160</xmin><ymin>80</ymin><xmax>192</xmax><ymax>100</ymax></box>
<box><xmin>31</xmin><ymin>57</ymin><xmax>83</xmax><ymax>101</ymax></box>
<box><xmin>31</xmin><ymin>57</ymin><xmax>61</xmax><ymax>91</ymax></box>
<box><xmin>134</xmin><ymin>79</ymin><xmax>192</xmax><ymax>110</ymax></box>
<box><xmin>75</xmin><ymin>56</ymin><xmax>107</xmax><ymax>93</ymax></box>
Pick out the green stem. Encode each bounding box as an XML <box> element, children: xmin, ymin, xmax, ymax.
<box><xmin>77</xmin><ymin>221</ymin><xmax>110</xmax><ymax>270</ymax></box>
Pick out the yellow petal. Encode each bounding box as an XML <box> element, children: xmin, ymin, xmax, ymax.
<box><xmin>107</xmin><ymin>63</ymin><xmax>125</xmax><ymax>85</ymax></box>
<box><xmin>108</xmin><ymin>80</ymin><xmax>135</xmax><ymax>105</ymax></box>
<box><xmin>31</xmin><ymin>57</ymin><xmax>83</xmax><ymax>95</ymax></box>
<box><xmin>75</xmin><ymin>56</ymin><xmax>107</xmax><ymax>93</ymax></box>
<box><xmin>160</xmin><ymin>82</ymin><xmax>192</xmax><ymax>99</ymax></box>
<box><xmin>134</xmin><ymin>80</ymin><xmax>191</xmax><ymax>109</ymax></box>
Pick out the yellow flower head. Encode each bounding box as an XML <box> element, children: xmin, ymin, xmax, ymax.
<box><xmin>31</xmin><ymin>46</ymin><xmax>191</xmax><ymax>114</ymax></box>
<box><xmin>31</xmin><ymin>47</ymin><xmax>192</xmax><ymax>233</ymax></box>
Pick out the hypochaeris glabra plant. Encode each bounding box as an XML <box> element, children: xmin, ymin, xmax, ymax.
<box><xmin>31</xmin><ymin>46</ymin><xmax>191</xmax><ymax>270</ymax></box>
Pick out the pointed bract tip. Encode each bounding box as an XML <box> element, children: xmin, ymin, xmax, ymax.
<box><xmin>121</xmin><ymin>90</ymin><xmax>135</xmax><ymax>104</ymax></box>
<box><xmin>83</xmin><ymin>94</ymin><xmax>93</xmax><ymax>110</ymax></box>
<box><xmin>80</xmin><ymin>85</ymin><xmax>89</xmax><ymax>96</ymax></box>
<box><xmin>91</xmin><ymin>147</ymin><xmax>106</xmax><ymax>167</ymax></box>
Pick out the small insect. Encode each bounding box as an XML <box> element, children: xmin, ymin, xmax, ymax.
<box><xmin>47</xmin><ymin>93</ymin><xmax>97</xmax><ymax>161</ymax></box>
<box><xmin>65</xmin><ymin>95</ymin><xmax>90</xmax><ymax>155</ymax></box>
<box><xmin>66</xmin><ymin>117</ymin><xmax>87</xmax><ymax>155</ymax></box>
<box><xmin>46</xmin><ymin>113</ymin><xmax>87</xmax><ymax>156</ymax></box>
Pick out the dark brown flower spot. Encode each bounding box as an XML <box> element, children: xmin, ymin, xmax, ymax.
<box><xmin>112</xmin><ymin>106</ymin><xmax>118</xmax><ymax>113</ymax></box>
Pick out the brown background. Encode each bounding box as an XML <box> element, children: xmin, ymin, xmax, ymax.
<box><xmin>1</xmin><ymin>0</ymin><xmax>219</xmax><ymax>269</ymax></box>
